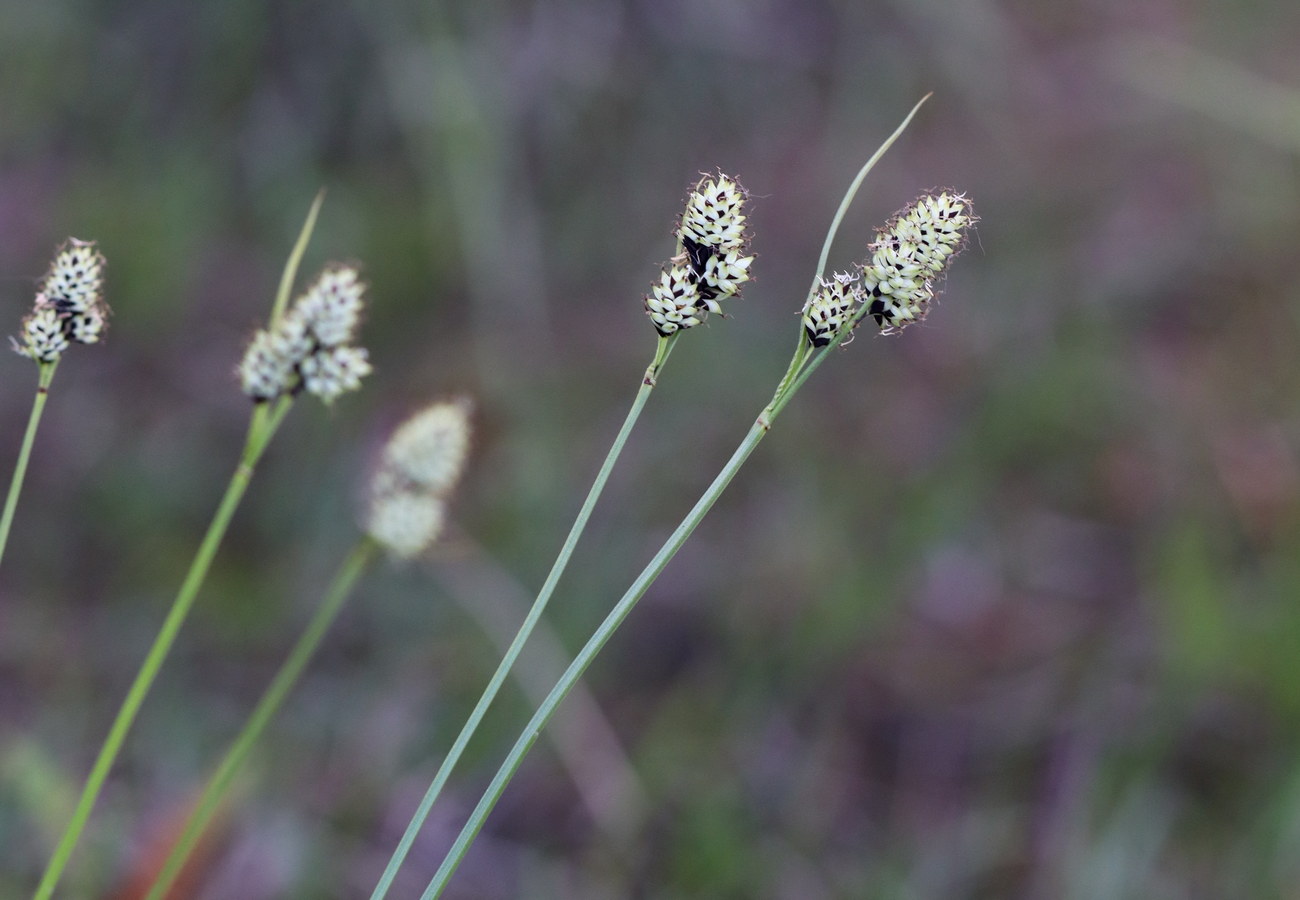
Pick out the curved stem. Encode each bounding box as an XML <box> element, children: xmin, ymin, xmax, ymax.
<box><xmin>144</xmin><ymin>538</ymin><xmax>379</xmax><ymax>900</ymax></box>
<box><xmin>782</xmin><ymin>93</ymin><xmax>931</xmax><ymax>385</ymax></box>
<box><xmin>369</xmin><ymin>335</ymin><xmax>678</xmax><ymax>899</ymax></box>
<box><xmin>421</xmin><ymin>417</ymin><xmax>770</xmax><ymax>898</ymax></box>
<box><xmin>807</xmin><ymin>92</ymin><xmax>931</xmax><ymax>301</ymax></box>
<box><xmin>32</xmin><ymin>400</ymin><xmax>293</xmax><ymax>900</ymax></box>
<box><xmin>0</xmin><ymin>360</ymin><xmax>59</xmax><ymax>572</ymax></box>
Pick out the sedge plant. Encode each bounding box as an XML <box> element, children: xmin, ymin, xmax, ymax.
<box><xmin>369</xmin><ymin>170</ymin><xmax>756</xmax><ymax>896</ymax></box>
<box><xmin>416</xmin><ymin>97</ymin><xmax>979</xmax><ymax>897</ymax></box>
<box><xmin>32</xmin><ymin>197</ymin><xmax>374</xmax><ymax>899</ymax></box>
<box><xmin>142</xmin><ymin>398</ymin><xmax>473</xmax><ymax>900</ymax></box>
<box><xmin>1</xmin><ymin>240</ymin><xmax>110</xmax><ymax>571</ymax></box>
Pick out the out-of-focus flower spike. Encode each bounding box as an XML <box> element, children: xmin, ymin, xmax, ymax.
<box><xmin>366</xmin><ymin>493</ymin><xmax>447</xmax><ymax>561</ymax></box>
<box><xmin>12</xmin><ymin>305</ymin><xmax>70</xmax><ymax>363</ymax></box>
<box><xmin>378</xmin><ymin>398</ymin><xmax>474</xmax><ymax>497</ymax></box>
<box><xmin>300</xmin><ymin>345</ymin><xmax>372</xmax><ymax>404</ymax></box>
<box><xmin>42</xmin><ymin>239</ymin><xmax>106</xmax><ymax>315</ymax></box>
<box><xmin>11</xmin><ymin>239</ymin><xmax>110</xmax><ymax>364</ymax></box>
<box><xmin>295</xmin><ymin>265</ymin><xmax>365</xmax><ymax>348</ymax></box>
<box><xmin>366</xmin><ymin>399</ymin><xmax>473</xmax><ymax>561</ymax></box>
<box><xmin>237</xmin><ymin>264</ymin><xmax>371</xmax><ymax>403</ymax></box>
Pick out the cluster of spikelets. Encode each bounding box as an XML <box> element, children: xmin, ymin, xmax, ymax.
<box><xmin>645</xmin><ymin>173</ymin><xmax>755</xmax><ymax>335</ymax></box>
<box><xmin>802</xmin><ymin>191</ymin><xmax>975</xmax><ymax>347</ymax></box>
<box><xmin>365</xmin><ymin>399</ymin><xmax>473</xmax><ymax>560</ymax></box>
<box><xmin>12</xmin><ymin>240</ymin><xmax>110</xmax><ymax>364</ymax></box>
<box><xmin>238</xmin><ymin>266</ymin><xmax>372</xmax><ymax>403</ymax></box>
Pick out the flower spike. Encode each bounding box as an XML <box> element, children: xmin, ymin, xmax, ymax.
<box><xmin>238</xmin><ymin>265</ymin><xmax>372</xmax><ymax>403</ymax></box>
<box><xmin>366</xmin><ymin>399</ymin><xmax>473</xmax><ymax>560</ymax></box>
<box><xmin>645</xmin><ymin>172</ymin><xmax>756</xmax><ymax>335</ymax></box>
<box><xmin>860</xmin><ymin>191</ymin><xmax>975</xmax><ymax>333</ymax></box>
<box><xmin>802</xmin><ymin>272</ymin><xmax>863</xmax><ymax>347</ymax></box>
<box><xmin>12</xmin><ymin>239</ymin><xmax>109</xmax><ymax>363</ymax></box>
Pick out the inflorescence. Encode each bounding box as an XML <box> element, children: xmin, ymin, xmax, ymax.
<box><xmin>802</xmin><ymin>191</ymin><xmax>975</xmax><ymax>346</ymax></box>
<box><xmin>366</xmin><ymin>398</ymin><xmax>473</xmax><ymax>560</ymax></box>
<box><xmin>238</xmin><ymin>265</ymin><xmax>372</xmax><ymax>403</ymax></box>
<box><xmin>645</xmin><ymin>173</ymin><xmax>755</xmax><ymax>335</ymax></box>
<box><xmin>12</xmin><ymin>240</ymin><xmax>109</xmax><ymax>364</ymax></box>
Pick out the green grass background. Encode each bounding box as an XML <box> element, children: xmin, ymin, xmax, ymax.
<box><xmin>3</xmin><ymin>1</ymin><xmax>1300</xmax><ymax>897</ymax></box>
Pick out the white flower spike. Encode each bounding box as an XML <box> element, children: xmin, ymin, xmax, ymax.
<box><xmin>366</xmin><ymin>399</ymin><xmax>473</xmax><ymax>561</ymax></box>
<box><xmin>802</xmin><ymin>272</ymin><xmax>863</xmax><ymax>348</ymax></box>
<box><xmin>645</xmin><ymin>172</ymin><xmax>756</xmax><ymax>335</ymax></box>
<box><xmin>237</xmin><ymin>265</ymin><xmax>371</xmax><ymax>403</ymax></box>
<box><xmin>12</xmin><ymin>239</ymin><xmax>109</xmax><ymax>364</ymax></box>
<box><xmin>860</xmin><ymin>191</ymin><xmax>975</xmax><ymax>334</ymax></box>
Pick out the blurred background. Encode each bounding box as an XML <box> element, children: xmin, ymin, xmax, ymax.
<box><xmin>3</xmin><ymin>1</ymin><xmax>1300</xmax><ymax>897</ymax></box>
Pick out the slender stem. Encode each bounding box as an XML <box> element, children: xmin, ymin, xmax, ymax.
<box><xmin>369</xmin><ymin>334</ymin><xmax>678</xmax><ymax>900</ymax></box>
<box><xmin>31</xmin><ymin>401</ymin><xmax>293</xmax><ymax>900</ymax></box>
<box><xmin>254</xmin><ymin>192</ymin><xmax>323</xmax><ymax>439</ymax></box>
<box><xmin>0</xmin><ymin>360</ymin><xmax>59</xmax><ymax>571</ymax></box>
<box><xmin>143</xmin><ymin>538</ymin><xmax>379</xmax><ymax>900</ymax></box>
<box><xmin>781</xmin><ymin>93</ymin><xmax>932</xmax><ymax>377</ymax></box>
<box><xmin>270</xmin><ymin>191</ymin><xmax>326</xmax><ymax>328</ymax></box>
<box><xmin>807</xmin><ymin>93</ymin><xmax>931</xmax><ymax>301</ymax></box>
<box><xmin>422</xmin><ymin>416</ymin><xmax>770</xmax><ymax>898</ymax></box>
<box><xmin>416</xmin><ymin>94</ymin><xmax>937</xmax><ymax>896</ymax></box>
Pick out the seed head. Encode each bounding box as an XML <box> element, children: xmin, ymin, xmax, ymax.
<box><xmin>802</xmin><ymin>272</ymin><xmax>862</xmax><ymax>347</ymax></box>
<box><xmin>237</xmin><ymin>311</ymin><xmax>311</xmax><ymax>401</ymax></box>
<box><xmin>645</xmin><ymin>261</ymin><xmax>706</xmax><ymax>336</ymax></box>
<box><xmin>366</xmin><ymin>399</ymin><xmax>473</xmax><ymax>561</ymax></box>
<box><xmin>676</xmin><ymin>172</ymin><xmax>755</xmax><ymax>312</ymax></box>
<box><xmin>237</xmin><ymin>264</ymin><xmax>371</xmax><ymax>403</ymax></box>
<box><xmin>299</xmin><ymin>345</ymin><xmax>372</xmax><ymax>404</ymax></box>
<box><xmin>860</xmin><ymin>192</ymin><xmax>974</xmax><ymax>333</ymax></box>
<box><xmin>12</xmin><ymin>239</ymin><xmax>110</xmax><ymax>364</ymax></box>
<box><xmin>645</xmin><ymin>173</ymin><xmax>756</xmax><ymax>336</ymax></box>
<box><xmin>366</xmin><ymin>492</ymin><xmax>447</xmax><ymax>561</ymax></box>
<box><xmin>42</xmin><ymin>240</ymin><xmax>105</xmax><ymax>315</ymax></box>
<box><xmin>14</xmin><ymin>305</ymin><xmax>70</xmax><ymax>363</ymax></box>
<box><xmin>377</xmin><ymin>398</ymin><xmax>474</xmax><ymax>497</ymax></box>
<box><xmin>679</xmin><ymin>173</ymin><xmax>749</xmax><ymax>251</ymax></box>
<box><xmin>295</xmin><ymin>265</ymin><xmax>365</xmax><ymax>347</ymax></box>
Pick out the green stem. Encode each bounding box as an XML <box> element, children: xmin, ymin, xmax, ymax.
<box><xmin>780</xmin><ymin>93</ymin><xmax>932</xmax><ymax>384</ymax></box>
<box><xmin>808</xmin><ymin>93</ymin><xmax>930</xmax><ymax>300</ymax></box>
<box><xmin>0</xmin><ymin>360</ymin><xmax>59</xmax><ymax>571</ymax></box>
<box><xmin>32</xmin><ymin>399</ymin><xmax>293</xmax><ymax>900</ymax></box>
<box><xmin>417</xmin><ymin>96</ymin><xmax>936</xmax><ymax>893</ymax></box>
<box><xmin>422</xmin><ymin>414</ymin><xmax>772</xmax><ymax>898</ymax></box>
<box><xmin>143</xmin><ymin>538</ymin><xmax>378</xmax><ymax>900</ymax></box>
<box><xmin>369</xmin><ymin>334</ymin><xmax>678</xmax><ymax>900</ymax></box>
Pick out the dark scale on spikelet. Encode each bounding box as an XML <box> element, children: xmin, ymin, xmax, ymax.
<box><xmin>681</xmin><ymin>236</ymin><xmax>719</xmax><ymax>300</ymax></box>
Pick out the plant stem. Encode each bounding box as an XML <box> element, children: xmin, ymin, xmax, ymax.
<box><xmin>32</xmin><ymin>399</ymin><xmax>293</xmax><ymax>900</ymax></box>
<box><xmin>0</xmin><ymin>360</ymin><xmax>59</xmax><ymax>571</ymax></box>
<box><xmin>369</xmin><ymin>334</ymin><xmax>678</xmax><ymax>900</ymax></box>
<box><xmin>417</xmin><ymin>95</ymin><xmax>936</xmax><ymax>895</ymax></box>
<box><xmin>143</xmin><ymin>538</ymin><xmax>379</xmax><ymax>900</ymax></box>
<box><xmin>422</xmin><ymin>414</ymin><xmax>771</xmax><ymax>898</ymax></box>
